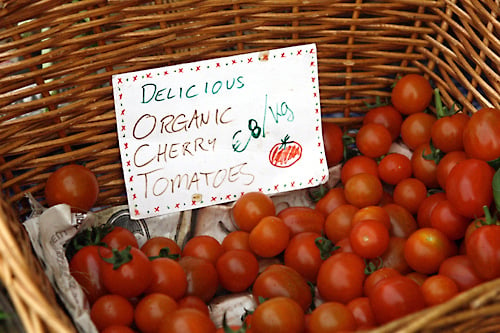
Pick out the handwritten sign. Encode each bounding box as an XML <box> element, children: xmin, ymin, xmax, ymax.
<box><xmin>112</xmin><ymin>43</ymin><xmax>328</xmax><ymax>219</ymax></box>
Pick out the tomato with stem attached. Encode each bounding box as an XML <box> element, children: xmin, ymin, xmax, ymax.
<box><xmin>100</xmin><ymin>246</ymin><xmax>153</xmax><ymax>299</ymax></box>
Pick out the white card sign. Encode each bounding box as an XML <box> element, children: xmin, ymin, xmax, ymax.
<box><xmin>112</xmin><ymin>43</ymin><xmax>328</xmax><ymax>219</ymax></box>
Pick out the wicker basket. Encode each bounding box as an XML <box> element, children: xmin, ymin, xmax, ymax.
<box><xmin>0</xmin><ymin>1</ymin><xmax>499</xmax><ymax>332</ymax></box>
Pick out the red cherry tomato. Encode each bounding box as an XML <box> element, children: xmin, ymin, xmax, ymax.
<box><xmin>404</xmin><ymin>227</ymin><xmax>456</xmax><ymax>275</ymax></box>
<box><xmin>392</xmin><ymin>177</ymin><xmax>428</xmax><ymax>215</ymax></box>
<box><xmin>317</xmin><ymin>252</ymin><xmax>366</xmax><ymax>304</ymax></box>
<box><xmin>356</xmin><ymin>123</ymin><xmax>393</xmax><ymax>159</ymax></box>
<box><xmin>363</xmin><ymin>104</ymin><xmax>403</xmax><ymax>141</ymax></box>
<box><xmin>141</xmin><ymin>236</ymin><xmax>181</xmax><ymax>259</ymax></box>
<box><xmin>216</xmin><ymin>249</ymin><xmax>259</xmax><ymax>293</ymax></box>
<box><xmin>251</xmin><ymin>297</ymin><xmax>305</xmax><ymax>333</ymax></box>
<box><xmin>182</xmin><ymin>235</ymin><xmax>224</xmax><ymax>265</ymax></box>
<box><xmin>344</xmin><ymin>173</ymin><xmax>383</xmax><ymax>208</ymax></box>
<box><xmin>69</xmin><ymin>245</ymin><xmax>107</xmax><ymax>305</ymax></box>
<box><xmin>248</xmin><ymin>216</ymin><xmax>290</xmax><ymax>258</ymax></box>
<box><xmin>158</xmin><ymin>308</ymin><xmax>216</xmax><ymax>333</ymax></box>
<box><xmin>252</xmin><ymin>264</ymin><xmax>312</xmax><ymax>312</ymax></box>
<box><xmin>438</xmin><ymin>255</ymin><xmax>485</xmax><ymax>291</ymax></box>
<box><xmin>90</xmin><ymin>294</ymin><xmax>134</xmax><ymax>331</ymax></box>
<box><xmin>421</xmin><ymin>274</ymin><xmax>459</xmax><ymax>306</ymax></box>
<box><xmin>435</xmin><ymin>150</ymin><xmax>467</xmax><ymax>190</ymax></box>
<box><xmin>101</xmin><ymin>226</ymin><xmax>139</xmax><ymax>250</ymax></box>
<box><xmin>145</xmin><ymin>257</ymin><xmax>187</xmax><ymax>300</ymax></box>
<box><xmin>45</xmin><ymin>164</ymin><xmax>99</xmax><ymax>212</ymax></box>
<box><xmin>178</xmin><ymin>256</ymin><xmax>218</xmax><ymax>303</ymax></box>
<box><xmin>232</xmin><ymin>191</ymin><xmax>275</xmax><ymax>232</ymax></box>
<box><xmin>324</xmin><ymin>204</ymin><xmax>359</xmax><ymax>243</ymax></box>
<box><xmin>307</xmin><ymin>301</ymin><xmax>357</xmax><ymax>332</ymax></box>
<box><xmin>466</xmin><ymin>224</ymin><xmax>500</xmax><ymax>280</ymax></box>
<box><xmin>284</xmin><ymin>231</ymin><xmax>324</xmax><ymax>283</ymax></box>
<box><xmin>463</xmin><ymin>107</ymin><xmax>500</xmax><ymax>161</ymax></box>
<box><xmin>378</xmin><ymin>153</ymin><xmax>412</xmax><ymax>185</ymax></box>
<box><xmin>134</xmin><ymin>293</ymin><xmax>178</xmax><ymax>333</ymax></box>
<box><xmin>340</xmin><ymin>155</ymin><xmax>379</xmax><ymax>185</ymax></box>
<box><xmin>391</xmin><ymin>74</ymin><xmax>433</xmax><ymax>115</ymax></box>
<box><xmin>369</xmin><ymin>275</ymin><xmax>426</xmax><ymax>325</ymax></box>
<box><xmin>100</xmin><ymin>246</ymin><xmax>153</xmax><ymax>299</ymax></box>
<box><xmin>349</xmin><ymin>219</ymin><xmax>390</xmax><ymax>259</ymax></box>
<box><xmin>400</xmin><ymin>112</ymin><xmax>437</xmax><ymax>150</ymax></box>
<box><xmin>431</xmin><ymin>112</ymin><xmax>469</xmax><ymax>153</ymax></box>
<box><xmin>277</xmin><ymin>206</ymin><xmax>325</xmax><ymax>236</ymax></box>
<box><xmin>321</xmin><ymin>120</ymin><xmax>345</xmax><ymax>167</ymax></box>
<box><xmin>445</xmin><ymin>158</ymin><xmax>495</xmax><ymax>218</ymax></box>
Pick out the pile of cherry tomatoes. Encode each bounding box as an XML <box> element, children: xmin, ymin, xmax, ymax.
<box><xmin>58</xmin><ymin>73</ymin><xmax>500</xmax><ymax>333</ymax></box>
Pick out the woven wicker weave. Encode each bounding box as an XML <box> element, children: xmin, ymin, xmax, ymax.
<box><xmin>0</xmin><ymin>1</ymin><xmax>499</xmax><ymax>332</ymax></box>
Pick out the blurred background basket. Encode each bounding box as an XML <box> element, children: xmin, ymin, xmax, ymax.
<box><xmin>0</xmin><ymin>1</ymin><xmax>499</xmax><ymax>332</ymax></box>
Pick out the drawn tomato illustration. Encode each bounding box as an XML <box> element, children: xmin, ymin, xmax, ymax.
<box><xmin>269</xmin><ymin>135</ymin><xmax>303</xmax><ymax>168</ymax></box>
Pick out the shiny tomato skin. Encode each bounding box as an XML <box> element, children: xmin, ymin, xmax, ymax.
<box><xmin>141</xmin><ymin>236</ymin><xmax>181</xmax><ymax>259</ymax></box>
<box><xmin>391</xmin><ymin>74</ymin><xmax>433</xmax><ymax>115</ymax></box>
<box><xmin>445</xmin><ymin>158</ymin><xmax>495</xmax><ymax>218</ymax></box>
<box><xmin>378</xmin><ymin>153</ymin><xmax>412</xmax><ymax>185</ymax></box>
<box><xmin>100</xmin><ymin>246</ymin><xmax>153</xmax><ymax>299</ymax></box>
<box><xmin>436</xmin><ymin>150</ymin><xmax>467</xmax><ymax>190</ymax></box>
<box><xmin>421</xmin><ymin>274</ymin><xmax>459</xmax><ymax>306</ymax></box>
<box><xmin>90</xmin><ymin>294</ymin><xmax>134</xmax><ymax>331</ymax></box>
<box><xmin>45</xmin><ymin>164</ymin><xmax>99</xmax><ymax>212</ymax></box>
<box><xmin>404</xmin><ymin>227</ymin><xmax>456</xmax><ymax>275</ymax></box>
<box><xmin>145</xmin><ymin>257</ymin><xmax>187</xmax><ymax>300</ymax></box>
<box><xmin>352</xmin><ymin>205</ymin><xmax>392</xmax><ymax>232</ymax></box>
<box><xmin>101</xmin><ymin>326</ymin><xmax>135</xmax><ymax>333</ymax></box>
<box><xmin>69</xmin><ymin>245</ymin><xmax>107</xmax><ymax>305</ymax></box>
<box><xmin>392</xmin><ymin>177</ymin><xmax>428</xmax><ymax>215</ymax></box>
<box><xmin>463</xmin><ymin>107</ymin><xmax>500</xmax><ymax>161</ymax></box>
<box><xmin>277</xmin><ymin>206</ymin><xmax>325</xmax><ymax>236</ymax></box>
<box><xmin>344</xmin><ymin>173</ymin><xmax>383</xmax><ymax>208</ymax></box>
<box><xmin>430</xmin><ymin>200</ymin><xmax>470</xmax><ymax>241</ymax></box>
<box><xmin>349</xmin><ymin>219</ymin><xmax>390</xmax><ymax>259</ymax></box>
<box><xmin>416</xmin><ymin>192</ymin><xmax>447</xmax><ymax>229</ymax></box>
<box><xmin>177</xmin><ymin>295</ymin><xmax>210</xmax><ymax>316</ymax></box>
<box><xmin>178</xmin><ymin>256</ymin><xmax>219</xmax><ymax>303</ymax></box>
<box><xmin>158</xmin><ymin>308</ymin><xmax>216</xmax><ymax>333</ymax></box>
<box><xmin>232</xmin><ymin>192</ymin><xmax>276</xmax><ymax>232</ymax></box>
<box><xmin>340</xmin><ymin>155</ymin><xmax>379</xmax><ymax>185</ymax></box>
<box><xmin>363</xmin><ymin>267</ymin><xmax>401</xmax><ymax>298</ymax></box>
<box><xmin>182</xmin><ymin>235</ymin><xmax>224</xmax><ymax>265</ymax></box>
<box><xmin>216</xmin><ymin>249</ymin><xmax>259</xmax><ymax>293</ymax></box>
<box><xmin>249</xmin><ymin>216</ymin><xmax>290</xmax><ymax>258</ymax></box>
<box><xmin>134</xmin><ymin>293</ymin><xmax>178</xmax><ymax>333</ymax></box>
<box><xmin>324</xmin><ymin>204</ymin><xmax>359</xmax><ymax>243</ymax></box>
<box><xmin>321</xmin><ymin>120</ymin><xmax>344</xmax><ymax>167</ymax></box>
<box><xmin>363</xmin><ymin>105</ymin><xmax>403</xmax><ymax>141</ymax></box>
<box><xmin>356</xmin><ymin>123</ymin><xmax>393</xmax><ymax>159</ymax></box>
<box><xmin>411</xmin><ymin>143</ymin><xmax>440</xmax><ymax>189</ymax></box>
<box><xmin>101</xmin><ymin>226</ymin><xmax>139</xmax><ymax>250</ymax></box>
<box><xmin>314</xmin><ymin>187</ymin><xmax>348</xmax><ymax>217</ymax></box>
<box><xmin>317</xmin><ymin>252</ymin><xmax>366</xmax><ymax>304</ymax></box>
<box><xmin>383</xmin><ymin>203</ymin><xmax>418</xmax><ymax>238</ymax></box>
<box><xmin>431</xmin><ymin>112</ymin><xmax>469</xmax><ymax>153</ymax></box>
<box><xmin>251</xmin><ymin>297</ymin><xmax>305</xmax><ymax>333</ymax></box>
<box><xmin>400</xmin><ymin>112</ymin><xmax>437</xmax><ymax>150</ymax></box>
<box><xmin>252</xmin><ymin>264</ymin><xmax>312</xmax><ymax>312</ymax></box>
<box><xmin>307</xmin><ymin>301</ymin><xmax>357</xmax><ymax>333</ymax></box>
<box><xmin>466</xmin><ymin>224</ymin><xmax>500</xmax><ymax>280</ymax></box>
<box><xmin>346</xmin><ymin>297</ymin><xmax>377</xmax><ymax>329</ymax></box>
<box><xmin>438</xmin><ymin>255</ymin><xmax>485</xmax><ymax>291</ymax></box>
<box><xmin>221</xmin><ymin>230</ymin><xmax>251</xmax><ymax>252</ymax></box>
<box><xmin>378</xmin><ymin>237</ymin><xmax>411</xmax><ymax>274</ymax></box>
<box><xmin>284</xmin><ymin>232</ymin><xmax>324</xmax><ymax>283</ymax></box>
<box><xmin>369</xmin><ymin>275</ymin><xmax>426</xmax><ymax>325</ymax></box>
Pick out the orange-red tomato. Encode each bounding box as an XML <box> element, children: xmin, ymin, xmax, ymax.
<box><xmin>232</xmin><ymin>192</ymin><xmax>275</xmax><ymax>232</ymax></box>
